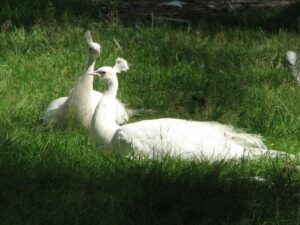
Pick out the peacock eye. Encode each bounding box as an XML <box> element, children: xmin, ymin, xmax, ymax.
<box><xmin>88</xmin><ymin>47</ymin><xmax>93</xmax><ymax>51</ymax></box>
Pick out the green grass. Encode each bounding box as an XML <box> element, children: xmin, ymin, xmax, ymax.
<box><xmin>1</xmin><ymin>2</ymin><xmax>300</xmax><ymax>224</ymax></box>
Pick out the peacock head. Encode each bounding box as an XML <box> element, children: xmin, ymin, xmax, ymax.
<box><xmin>89</xmin><ymin>58</ymin><xmax>129</xmax><ymax>83</ymax></box>
<box><xmin>85</xmin><ymin>31</ymin><xmax>101</xmax><ymax>59</ymax></box>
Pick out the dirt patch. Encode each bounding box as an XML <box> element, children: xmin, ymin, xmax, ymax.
<box><xmin>91</xmin><ymin>0</ymin><xmax>297</xmax><ymax>22</ymax></box>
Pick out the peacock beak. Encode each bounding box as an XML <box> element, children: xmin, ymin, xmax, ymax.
<box><xmin>88</xmin><ymin>70</ymin><xmax>105</xmax><ymax>77</ymax></box>
<box><xmin>88</xmin><ymin>71</ymin><xmax>100</xmax><ymax>77</ymax></box>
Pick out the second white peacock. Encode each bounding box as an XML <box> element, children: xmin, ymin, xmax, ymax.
<box><xmin>90</xmin><ymin>58</ymin><xmax>291</xmax><ymax>160</ymax></box>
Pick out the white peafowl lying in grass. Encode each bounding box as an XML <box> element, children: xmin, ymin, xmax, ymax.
<box><xmin>286</xmin><ymin>50</ymin><xmax>300</xmax><ymax>83</ymax></box>
<box><xmin>89</xmin><ymin>58</ymin><xmax>293</xmax><ymax>161</ymax></box>
<box><xmin>42</xmin><ymin>31</ymin><xmax>148</xmax><ymax>129</ymax></box>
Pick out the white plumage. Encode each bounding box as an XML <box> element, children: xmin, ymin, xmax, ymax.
<box><xmin>42</xmin><ymin>31</ymin><xmax>138</xmax><ymax>128</ymax></box>
<box><xmin>286</xmin><ymin>50</ymin><xmax>297</xmax><ymax>66</ymax></box>
<box><xmin>90</xmin><ymin>58</ymin><xmax>289</xmax><ymax>161</ymax></box>
<box><xmin>286</xmin><ymin>50</ymin><xmax>300</xmax><ymax>83</ymax></box>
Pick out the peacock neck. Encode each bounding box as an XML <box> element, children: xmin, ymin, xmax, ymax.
<box><xmin>64</xmin><ymin>55</ymin><xmax>97</xmax><ymax>129</ymax></box>
<box><xmin>85</xmin><ymin>57</ymin><xmax>96</xmax><ymax>73</ymax></box>
<box><xmin>82</xmin><ymin>57</ymin><xmax>96</xmax><ymax>84</ymax></box>
<box><xmin>105</xmin><ymin>76</ymin><xmax>118</xmax><ymax>98</ymax></box>
<box><xmin>92</xmin><ymin>76</ymin><xmax>120</xmax><ymax>144</ymax></box>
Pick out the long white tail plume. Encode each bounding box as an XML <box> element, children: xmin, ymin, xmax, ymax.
<box><xmin>126</xmin><ymin>108</ymin><xmax>157</xmax><ymax>117</ymax></box>
<box><xmin>247</xmin><ymin>147</ymin><xmax>296</xmax><ymax>160</ymax></box>
<box><xmin>113</xmin><ymin>58</ymin><xmax>129</xmax><ymax>74</ymax></box>
<box><xmin>227</xmin><ymin>132</ymin><xmax>267</xmax><ymax>149</ymax></box>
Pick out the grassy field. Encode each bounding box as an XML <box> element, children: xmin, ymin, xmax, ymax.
<box><xmin>1</xmin><ymin>1</ymin><xmax>300</xmax><ymax>224</ymax></box>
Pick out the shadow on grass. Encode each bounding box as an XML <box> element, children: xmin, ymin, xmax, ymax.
<box><xmin>1</xmin><ymin>133</ymin><xmax>300</xmax><ymax>225</ymax></box>
<box><xmin>208</xmin><ymin>2</ymin><xmax>300</xmax><ymax>32</ymax></box>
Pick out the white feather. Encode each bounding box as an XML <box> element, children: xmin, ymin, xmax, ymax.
<box><xmin>113</xmin><ymin>58</ymin><xmax>129</xmax><ymax>73</ymax></box>
<box><xmin>286</xmin><ymin>51</ymin><xmax>300</xmax><ymax>83</ymax></box>
<box><xmin>112</xmin><ymin>119</ymin><xmax>274</xmax><ymax>160</ymax></box>
<box><xmin>44</xmin><ymin>96</ymin><xmax>68</xmax><ymax>113</ymax></box>
<box><xmin>286</xmin><ymin>51</ymin><xmax>297</xmax><ymax>66</ymax></box>
<box><xmin>90</xmin><ymin>91</ymin><xmax>129</xmax><ymax>124</ymax></box>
